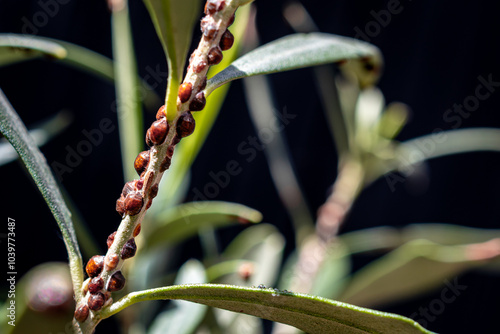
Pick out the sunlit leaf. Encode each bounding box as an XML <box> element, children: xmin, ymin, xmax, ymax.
<box><xmin>148</xmin><ymin>260</ymin><xmax>207</xmax><ymax>334</ymax></box>
<box><xmin>143</xmin><ymin>0</ymin><xmax>201</xmax><ymax>118</ymax></box>
<box><xmin>158</xmin><ymin>4</ymin><xmax>251</xmax><ymax>207</ymax></box>
<box><xmin>102</xmin><ymin>284</ymin><xmax>434</xmax><ymax>334</ymax></box>
<box><xmin>206</xmin><ymin>33</ymin><xmax>381</xmax><ymax>95</ymax></box>
<box><xmin>145</xmin><ymin>201</ymin><xmax>262</xmax><ymax>250</ymax></box>
<box><xmin>0</xmin><ymin>34</ymin><xmax>66</xmax><ymax>66</ymax></box>
<box><xmin>0</xmin><ymin>91</ymin><xmax>84</xmax><ymax>301</ymax></box>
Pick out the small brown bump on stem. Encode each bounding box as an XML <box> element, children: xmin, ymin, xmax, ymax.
<box><xmin>88</xmin><ymin>277</ymin><xmax>104</xmax><ymax>294</ymax></box>
<box><xmin>107</xmin><ymin>231</ymin><xmax>117</xmax><ymax>249</ymax></box>
<box><xmin>200</xmin><ymin>77</ymin><xmax>207</xmax><ymax>91</ymax></box>
<box><xmin>178</xmin><ymin>82</ymin><xmax>193</xmax><ymax>103</ymax></box>
<box><xmin>136</xmin><ymin>179</ymin><xmax>144</xmax><ymax>190</ymax></box>
<box><xmin>122</xmin><ymin>181</ymin><xmax>137</xmax><ymax>197</ymax></box>
<box><xmin>108</xmin><ymin>271</ymin><xmax>126</xmax><ymax>292</ymax></box>
<box><xmin>189</xmin><ymin>91</ymin><xmax>206</xmax><ymax>111</ymax></box>
<box><xmin>104</xmin><ymin>254</ymin><xmax>119</xmax><ymax>270</ymax></box>
<box><xmin>204</xmin><ymin>0</ymin><xmax>217</xmax><ymax>14</ymax></box>
<box><xmin>133</xmin><ymin>223</ymin><xmax>141</xmax><ymax>237</ymax></box>
<box><xmin>203</xmin><ymin>24</ymin><xmax>218</xmax><ymax>39</ymax></box>
<box><xmin>228</xmin><ymin>12</ymin><xmax>235</xmax><ymax>26</ymax></box>
<box><xmin>150</xmin><ymin>184</ymin><xmax>159</xmax><ymax>199</ymax></box>
<box><xmin>87</xmin><ymin>292</ymin><xmax>105</xmax><ymax>311</ymax></box>
<box><xmin>193</xmin><ymin>60</ymin><xmax>208</xmax><ymax>73</ymax></box>
<box><xmin>156</xmin><ymin>105</ymin><xmax>166</xmax><ymax>120</ymax></box>
<box><xmin>171</xmin><ymin>135</ymin><xmax>181</xmax><ymax>146</ymax></box>
<box><xmin>147</xmin><ymin>118</ymin><xmax>169</xmax><ymax>145</ymax></box>
<box><xmin>177</xmin><ymin>112</ymin><xmax>196</xmax><ymax>138</ymax></box>
<box><xmin>134</xmin><ymin>151</ymin><xmax>150</xmax><ymax>176</ymax></box>
<box><xmin>146</xmin><ymin>128</ymin><xmax>154</xmax><ymax>147</ymax></box>
<box><xmin>121</xmin><ymin>238</ymin><xmax>137</xmax><ymax>260</ymax></box>
<box><xmin>116</xmin><ymin>196</ymin><xmax>125</xmax><ymax>216</ymax></box>
<box><xmin>160</xmin><ymin>156</ymin><xmax>171</xmax><ymax>172</ymax></box>
<box><xmin>217</xmin><ymin>0</ymin><xmax>226</xmax><ymax>11</ymax></box>
<box><xmin>124</xmin><ymin>191</ymin><xmax>144</xmax><ymax>216</ymax></box>
<box><xmin>86</xmin><ymin>255</ymin><xmax>104</xmax><ymax>278</ymax></box>
<box><xmin>74</xmin><ymin>304</ymin><xmax>89</xmax><ymax>322</ymax></box>
<box><xmin>146</xmin><ymin>198</ymin><xmax>153</xmax><ymax>210</ymax></box>
<box><xmin>166</xmin><ymin>145</ymin><xmax>175</xmax><ymax>158</ymax></box>
<box><xmin>220</xmin><ymin>29</ymin><xmax>234</xmax><ymax>50</ymax></box>
<box><xmin>207</xmin><ymin>46</ymin><xmax>223</xmax><ymax>65</ymax></box>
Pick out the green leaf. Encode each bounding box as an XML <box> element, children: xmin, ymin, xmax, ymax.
<box><xmin>206</xmin><ymin>33</ymin><xmax>381</xmax><ymax>95</ymax></box>
<box><xmin>222</xmin><ymin>224</ymin><xmax>285</xmax><ymax>286</ymax></box>
<box><xmin>148</xmin><ymin>260</ymin><xmax>207</xmax><ymax>334</ymax></box>
<box><xmin>111</xmin><ymin>3</ymin><xmax>144</xmax><ymax>181</ymax></box>
<box><xmin>0</xmin><ymin>111</ymin><xmax>71</xmax><ymax>166</ymax></box>
<box><xmin>0</xmin><ymin>90</ymin><xmax>83</xmax><ymax>302</ymax></box>
<box><xmin>0</xmin><ymin>34</ymin><xmax>67</xmax><ymax>66</ymax></box>
<box><xmin>158</xmin><ymin>3</ymin><xmax>251</xmax><ymax>207</ymax></box>
<box><xmin>143</xmin><ymin>0</ymin><xmax>201</xmax><ymax>120</ymax></box>
<box><xmin>102</xmin><ymin>284</ymin><xmax>434</xmax><ymax>334</ymax></box>
<box><xmin>338</xmin><ymin>238</ymin><xmax>500</xmax><ymax>308</ymax></box>
<box><xmin>145</xmin><ymin>201</ymin><xmax>262</xmax><ymax>249</ymax></box>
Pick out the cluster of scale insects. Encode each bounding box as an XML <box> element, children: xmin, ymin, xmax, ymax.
<box><xmin>74</xmin><ymin>0</ymin><xmax>236</xmax><ymax>323</ymax></box>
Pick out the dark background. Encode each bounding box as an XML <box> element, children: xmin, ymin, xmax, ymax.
<box><xmin>1</xmin><ymin>0</ymin><xmax>500</xmax><ymax>333</ymax></box>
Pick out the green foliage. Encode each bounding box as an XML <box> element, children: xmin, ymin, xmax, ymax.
<box><xmin>102</xmin><ymin>284</ymin><xmax>435</xmax><ymax>334</ymax></box>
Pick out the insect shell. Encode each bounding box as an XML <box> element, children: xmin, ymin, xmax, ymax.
<box><xmin>107</xmin><ymin>271</ymin><xmax>126</xmax><ymax>292</ymax></box>
<box><xmin>86</xmin><ymin>255</ymin><xmax>104</xmax><ymax>278</ymax></box>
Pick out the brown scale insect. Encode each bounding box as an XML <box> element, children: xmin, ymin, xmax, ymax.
<box><xmin>204</xmin><ymin>25</ymin><xmax>217</xmax><ymax>39</ymax></box>
<box><xmin>160</xmin><ymin>156</ymin><xmax>171</xmax><ymax>172</ymax></box>
<box><xmin>87</xmin><ymin>292</ymin><xmax>105</xmax><ymax>311</ymax></box>
<box><xmin>207</xmin><ymin>46</ymin><xmax>223</xmax><ymax>65</ymax></box>
<box><xmin>116</xmin><ymin>196</ymin><xmax>125</xmax><ymax>216</ymax></box>
<box><xmin>178</xmin><ymin>82</ymin><xmax>193</xmax><ymax>103</ymax></box>
<box><xmin>121</xmin><ymin>238</ymin><xmax>137</xmax><ymax>260</ymax></box>
<box><xmin>108</xmin><ymin>271</ymin><xmax>126</xmax><ymax>292</ymax></box>
<box><xmin>122</xmin><ymin>180</ymin><xmax>137</xmax><ymax>197</ymax></box>
<box><xmin>199</xmin><ymin>77</ymin><xmax>207</xmax><ymax>91</ymax></box>
<box><xmin>74</xmin><ymin>304</ymin><xmax>89</xmax><ymax>322</ymax></box>
<box><xmin>150</xmin><ymin>184</ymin><xmax>159</xmax><ymax>199</ymax></box>
<box><xmin>105</xmin><ymin>254</ymin><xmax>119</xmax><ymax>270</ymax></box>
<box><xmin>124</xmin><ymin>191</ymin><xmax>143</xmax><ymax>216</ymax></box>
<box><xmin>177</xmin><ymin>112</ymin><xmax>196</xmax><ymax>138</ymax></box>
<box><xmin>166</xmin><ymin>145</ymin><xmax>175</xmax><ymax>158</ymax></box>
<box><xmin>220</xmin><ymin>29</ymin><xmax>234</xmax><ymax>51</ymax></box>
<box><xmin>88</xmin><ymin>277</ymin><xmax>104</xmax><ymax>294</ymax></box>
<box><xmin>86</xmin><ymin>255</ymin><xmax>104</xmax><ymax>278</ymax></box>
<box><xmin>228</xmin><ymin>12</ymin><xmax>235</xmax><ymax>26</ymax></box>
<box><xmin>133</xmin><ymin>223</ymin><xmax>141</xmax><ymax>237</ymax></box>
<box><xmin>156</xmin><ymin>105</ymin><xmax>166</xmax><ymax>120</ymax></box>
<box><xmin>107</xmin><ymin>231</ymin><xmax>117</xmax><ymax>249</ymax></box>
<box><xmin>189</xmin><ymin>92</ymin><xmax>206</xmax><ymax>111</ymax></box>
<box><xmin>193</xmin><ymin>59</ymin><xmax>207</xmax><ymax>73</ymax></box>
<box><xmin>204</xmin><ymin>0</ymin><xmax>217</xmax><ymax>15</ymax></box>
<box><xmin>147</xmin><ymin>118</ymin><xmax>168</xmax><ymax>146</ymax></box>
<box><xmin>146</xmin><ymin>198</ymin><xmax>153</xmax><ymax>210</ymax></box>
<box><xmin>134</xmin><ymin>151</ymin><xmax>150</xmax><ymax>176</ymax></box>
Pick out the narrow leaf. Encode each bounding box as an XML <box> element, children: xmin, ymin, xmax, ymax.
<box><xmin>0</xmin><ymin>34</ymin><xmax>67</xmax><ymax>66</ymax></box>
<box><xmin>158</xmin><ymin>3</ymin><xmax>251</xmax><ymax>206</ymax></box>
<box><xmin>111</xmin><ymin>3</ymin><xmax>144</xmax><ymax>181</ymax></box>
<box><xmin>143</xmin><ymin>0</ymin><xmax>201</xmax><ymax>118</ymax></box>
<box><xmin>0</xmin><ymin>90</ymin><xmax>83</xmax><ymax>302</ymax></box>
<box><xmin>145</xmin><ymin>201</ymin><xmax>262</xmax><ymax>249</ymax></box>
<box><xmin>338</xmin><ymin>238</ymin><xmax>500</xmax><ymax>308</ymax></box>
<box><xmin>148</xmin><ymin>260</ymin><xmax>207</xmax><ymax>334</ymax></box>
<box><xmin>206</xmin><ymin>33</ymin><xmax>381</xmax><ymax>95</ymax></box>
<box><xmin>0</xmin><ymin>110</ymin><xmax>71</xmax><ymax>166</ymax></box>
<box><xmin>102</xmin><ymin>284</ymin><xmax>434</xmax><ymax>334</ymax></box>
